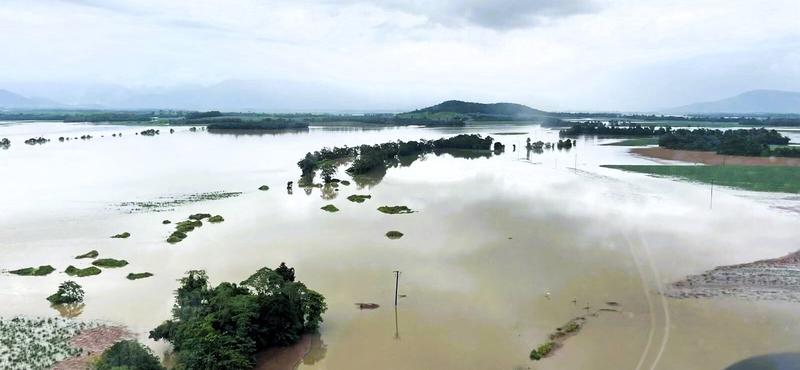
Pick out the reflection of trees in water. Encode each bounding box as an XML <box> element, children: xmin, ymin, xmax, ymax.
<box><xmin>319</xmin><ymin>184</ymin><xmax>339</xmax><ymax>200</ymax></box>
<box><xmin>52</xmin><ymin>302</ymin><xmax>85</xmax><ymax>318</ymax></box>
<box><xmin>353</xmin><ymin>166</ymin><xmax>388</xmax><ymax>189</ymax></box>
<box><xmin>434</xmin><ymin>149</ymin><xmax>493</xmax><ymax>160</ymax></box>
<box><xmin>206</xmin><ymin>128</ymin><xmax>310</xmax><ymax>137</ymax></box>
<box><xmin>302</xmin><ymin>334</ymin><xmax>327</xmax><ymax>365</ymax></box>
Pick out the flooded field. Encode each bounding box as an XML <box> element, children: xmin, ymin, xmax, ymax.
<box><xmin>2</xmin><ymin>121</ymin><xmax>800</xmax><ymax>369</ymax></box>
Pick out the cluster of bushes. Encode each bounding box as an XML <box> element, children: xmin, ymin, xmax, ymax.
<box><xmin>24</xmin><ymin>137</ymin><xmax>49</xmax><ymax>145</ymax></box>
<box><xmin>739</xmin><ymin>117</ymin><xmax>800</xmax><ymax>127</ymax></box>
<box><xmin>659</xmin><ymin>128</ymin><xmax>791</xmax><ymax>156</ymax></box>
<box><xmin>0</xmin><ymin>138</ymin><xmax>9</xmax><ymax>148</ymax></box>
<box><xmin>64</xmin><ymin>112</ymin><xmax>157</xmax><ymax>123</ymax></box>
<box><xmin>140</xmin><ymin>129</ymin><xmax>160</xmax><ymax>136</ymax></box>
<box><xmin>560</xmin><ymin>122</ymin><xmax>667</xmax><ymax>137</ymax></box>
<box><xmin>149</xmin><ymin>263</ymin><xmax>326</xmax><ymax>369</ymax></box>
<box><xmin>206</xmin><ymin>118</ymin><xmax>309</xmax><ymax>130</ymax></box>
<box><xmin>297</xmin><ymin>134</ymin><xmax>494</xmax><ymax>183</ymax></box>
<box><xmin>93</xmin><ymin>340</ymin><xmax>165</xmax><ymax>370</ymax></box>
<box><xmin>185</xmin><ymin>110</ymin><xmax>223</xmax><ymax>120</ymax></box>
<box><xmin>556</xmin><ymin>139</ymin><xmax>574</xmax><ymax>149</ymax></box>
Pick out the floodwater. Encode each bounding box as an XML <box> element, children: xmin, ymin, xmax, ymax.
<box><xmin>1</xmin><ymin>121</ymin><xmax>799</xmax><ymax>369</ymax></box>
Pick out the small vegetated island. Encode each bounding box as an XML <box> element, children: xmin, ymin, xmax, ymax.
<box><xmin>296</xmin><ymin>133</ymin><xmax>495</xmax><ymax>185</ymax></box>
<box><xmin>149</xmin><ymin>263</ymin><xmax>326</xmax><ymax>369</ymax></box>
<box><xmin>205</xmin><ymin>117</ymin><xmax>310</xmax><ymax>131</ymax></box>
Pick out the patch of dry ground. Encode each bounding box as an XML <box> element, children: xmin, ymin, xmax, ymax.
<box><xmin>632</xmin><ymin>147</ymin><xmax>800</xmax><ymax>167</ymax></box>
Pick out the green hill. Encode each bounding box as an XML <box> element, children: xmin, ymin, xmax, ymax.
<box><xmin>399</xmin><ymin>100</ymin><xmax>547</xmax><ymax>121</ymax></box>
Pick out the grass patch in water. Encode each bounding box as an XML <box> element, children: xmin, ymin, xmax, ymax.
<box><xmin>110</xmin><ymin>232</ymin><xmax>130</xmax><ymax>239</ymax></box>
<box><xmin>115</xmin><ymin>191</ymin><xmax>242</xmax><ymax>213</ymax></box>
<box><xmin>321</xmin><ymin>204</ymin><xmax>339</xmax><ymax>212</ymax></box>
<box><xmin>208</xmin><ymin>215</ymin><xmax>224</xmax><ymax>223</ymax></box>
<box><xmin>126</xmin><ymin>272</ymin><xmax>154</xmax><ymax>280</ymax></box>
<box><xmin>167</xmin><ymin>231</ymin><xmax>187</xmax><ymax>244</ymax></box>
<box><xmin>162</xmin><ymin>219</ymin><xmax>171</xmax><ymax>224</ymax></box>
<box><xmin>347</xmin><ymin>194</ymin><xmax>372</xmax><ymax>203</ymax></box>
<box><xmin>175</xmin><ymin>220</ymin><xmax>203</xmax><ymax>232</ymax></box>
<box><xmin>9</xmin><ymin>265</ymin><xmax>56</xmax><ymax>276</ymax></box>
<box><xmin>75</xmin><ymin>250</ymin><xmax>98</xmax><ymax>259</ymax></box>
<box><xmin>65</xmin><ymin>265</ymin><xmax>102</xmax><ymax>277</ymax></box>
<box><xmin>92</xmin><ymin>258</ymin><xmax>129</xmax><ymax>268</ymax></box>
<box><xmin>188</xmin><ymin>213</ymin><xmax>211</xmax><ymax>220</ymax></box>
<box><xmin>602</xmin><ymin>165</ymin><xmax>800</xmax><ymax>193</ymax></box>
<box><xmin>530</xmin><ymin>341</ymin><xmax>556</xmax><ymax>360</ymax></box>
<box><xmin>258</xmin><ymin>185</ymin><xmax>270</xmax><ymax>191</ymax></box>
<box><xmin>378</xmin><ymin>205</ymin><xmax>414</xmax><ymax>214</ymax></box>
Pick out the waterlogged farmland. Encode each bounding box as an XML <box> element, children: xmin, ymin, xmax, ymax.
<box><xmin>2</xmin><ymin>121</ymin><xmax>800</xmax><ymax>369</ymax></box>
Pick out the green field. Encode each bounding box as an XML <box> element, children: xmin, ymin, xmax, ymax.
<box><xmin>602</xmin><ymin>165</ymin><xmax>800</xmax><ymax>193</ymax></box>
<box><xmin>602</xmin><ymin>137</ymin><xmax>659</xmax><ymax>146</ymax></box>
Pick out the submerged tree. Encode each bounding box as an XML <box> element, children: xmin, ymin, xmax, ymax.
<box><xmin>150</xmin><ymin>264</ymin><xmax>326</xmax><ymax>370</ymax></box>
<box><xmin>46</xmin><ymin>281</ymin><xmax>84</xmax><ymax>305</ymax></box>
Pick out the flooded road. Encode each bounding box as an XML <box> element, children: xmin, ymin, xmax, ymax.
<box><xmin>1</xmin><ymin>121</ymin><xmax>799</xmax><ymax>369</ymax></box>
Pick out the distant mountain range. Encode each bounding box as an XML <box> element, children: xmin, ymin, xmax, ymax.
<box><xmin>0</xmin><ymin>89</ymin><xmax>61</xmax><ymax>109</ymax></box>
<box><xmin>668</xmin><ymin>90</ymin><xmax>800</xmax><ymax>114</ymax></box>
<box><xmin>407</xmin><ymin>100</ymin><xmax>547</xmax><ymax>117</ymax></box>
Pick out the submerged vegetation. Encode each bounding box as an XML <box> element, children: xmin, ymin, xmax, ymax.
<box><xmin>346</xmin><ymin>194</ymin><xmax>371</xmax><ymax>203</ymax></box>
<box><xmin>0</xmin><ymin>317</ymin><xmax>96</xmax><ymax>369</ymax></box>
<box><xmin>149</xmin><ymin>264</ymin><xmax>326</xmax><ymax>369</ymax></box>
<box><xmin>0</xmin><ymin>137</ymin><xmax>9</xmax><ymax>149</ymax></box>
<box><xmin>92</xmin><ymin>258</ymin><xmax>129</xmax><ymax>268</ymax></box>
<box><xmin>321</xmin><ymin>204</ymin><xmax>339</xmax><ymax>212</ymax></box>
<box><xmin>47</xmin><ymin>281</ymin><xmax>84</xmax><ymax>305</ymax></box>
<box><xmin>385</xmin><ymin>231</ymin><xmax>404</xmax><ymax>239</ymax></box>
<box><xmin>378</xmin><ymin>205</ymin><xmax>414</xmax><ymax>214</ymax></box>
<box><xmin>126</xmin><ymin>272</ymin><xmax>154</xmax><ymax>280</ymax></box>
<box><xmin>9</xmin><ymin>265</ymin><xmax>56</xmax><ymax>276</ymax></box>
<box><xmin>258</xmin><ymin>185</ymin><xmax>270</xmax><ymax>191</ymax></box>
<box><xmin>65</xmin><ymin>265</ymin><xmax>102</xmax><ymax>277</ymax></box>
<box><xmin>116</xmin><ymin>191</ymin><xmax>242</xmax><ymax>213</ymax></box>
<box><xmin>298</xmin><ymin>134</ymin><xmax>494</xmax><ymax>183</ymax></box>
<box><xmin>208</xmin><ymin>215</ymin><xmax>224</xmax><ymax>223</ymax></box>
<box><xmin>110</xmin><ymin>232</ymin><xmax>130</xmax><ymax>239</ymax></box>
<box><xmin>603</xmin><ymin>165</ymin><xmax>800</xmax><ymax>193</ymax></box>
<box><xmin>75</xmin><ymin>250</ymin><xmax>99</xmax><ymax>259</ymax></box>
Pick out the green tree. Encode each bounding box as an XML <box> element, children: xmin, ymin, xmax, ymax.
<box><xmin>94</xmin><ymin>340</ymin><xmax>164</xmax><ymax>370</ymax></box>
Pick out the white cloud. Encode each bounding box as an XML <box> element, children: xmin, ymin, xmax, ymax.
<box><xmin>0</xmin><ymin>0</ymin><xmax>798</xmax><ymax>111</ymax></box>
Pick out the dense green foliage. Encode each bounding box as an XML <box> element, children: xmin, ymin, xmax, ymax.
<box><xmin>111</xmin><ymin>232</ymin><xmax>131</xmax><ymax>239</ymax></box>
<box><xmin>208</xmin><ymin>215</ymin><xmax>224</xmax><ymax>223</ymax></box>
<box><xmin>377</xmin><ymin>205</ymin><xmax>414</xmax><ymax>214</ymax></box>
<box><xmin>206</xmin><ymin>118</ymin><xmax>309</xmax><ymax>130</ymax></box>
<box><xmin>95</xmin><ymin>340</ymin><xmax>165</xmax><ymax>370</ymax></box>
<box><xmin>739</xmin><ymin>117</ymin><xmax>800</xmax><ymax>127</ymax></box>
<box><xmin>149</xmin><ymin>264</ymin><xmax>326</xmax><ymax>370</ymax></box>
<box><xmin>659</xmin><ymin>128</ymin><xmax>790</xmax><ymax>156</ymax></box>
<box><xmin>297</xmin><ymin>134</ymin><xmax>494</xmax><ymax>183</ymax></box>
<box><xmin>47</xmin><ymin>281</ymin><xmax>84</xmax><ymax>305</ymax></box>
<box><xmin>65</xmin><ymin>265</ymin><xmax>102</xmax><ymax>277</ymax></box>
<box><xmin>560</xmin><ymin>122</ymin><xmax>668</xmax><ymax>136</ymax></box>
<box><xmin>9</xmin><ymin>265</ymin><xmax>56</xmax><ymax>276</ymax></box>
<box><xmin>75</xmin><ymin>250</ymin><xmax>99</xmax><ymax>259</ymax></box>
<box><xmin>321</xmin><ymin>204</ymin><xmax>339</xmax><ymax>212</ymax></box>
<box><xmin>346</xmin><ymin>194</ymin><xmax>371</xmax><ymax>203</ymax></box>
<box><xmin>530</xmin><ymin>341</ymin><xmax>556</xmax><ymax>360</ymax></box>
<box><xmin>603</xmin><ymin>165</ymin><xmax>800</xmax><ymax>193</ymax></box>
<box><xmin>92</xmin><ymin>258</ymin><xmax>129</xmax><ymax>268</ymax></box>
<box><xmin>185</xmin><ymin>111</ymin><xmax>223</xmax><ymax>120</ymax></box>
<box><xmin>385</xmin><ymin>231</ymin><xmax>404</xmax><ymax>239</ymax></box>
<box><xmin>127</xmin><ymin>272</ymin><xmax>154</xmax><ymax>280</ymax></box>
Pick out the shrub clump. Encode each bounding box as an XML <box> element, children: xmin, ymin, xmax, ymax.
<box><xmin>258</xmin><ymin>185</ymin><xmax>270</xmax><ymax>191</ymax></box>
<box><xmin>111</xmin><ymin>232</ymin><xmax>131</xmax><ymax>239</ymax></box>
<box><xmin>75</xmin><ymin>250</ymin><xmax>99</xmax><ymax>259</ymax></box>
<box><xmin>175</xmin><ymin>220</ymin><xmax>202</xmax><ymax>233</ymax></box>
<box><xmin>47</xmin><ymin>281</ymin><xmax>84</xmax><ymax>305</ymax></box>
<box><xmin>378</xmin><ymin>205</ymin><xmax>414</xmax><ymax>214</ymax></box>
<box><xmin>386</xmin><ymin>231</ymin><xmax>404</xmax><ymax>239</ymax></box>
<box><xmin>127</xmin><ymin>272</ymin><xmax>154</xmax><ymax>280</ymax></box>
<box><xmin>149</xmin><ymin>264</ymin><xmax>326</xmax><ymax>369</ymax></box>
<box><xmin>321</xmin><ymin>204</ymin><xmax>339</xmax><ymax>212</ymax></box>
<box><xmin>188</xmin><ymin>213</ymin><xmax>211</xmax><ymax>220</ymax></box>
<box><xmin>530</xmin><ymin>341</ymin><xmax>556</xmax><ymax>360</ymax></box>
<box><xmin>208</xmin><ymin>215</ymin><xmax>224</xmax><ymax>223</ymax></box>
<box><xmin>94</xmin><ymin>340</ymin><xmax>165</xmax><ymax>370</ymax></box>
<box><xmin>168</xmin><ymin>231</ymin><xmax>187</xmax><ymax>244</ymax></box>
<box><xmin>9</xmin><ymin>265</ymin><xmax>56</xmax><ymax>276</ymax></box>
<box><xmin>347</xmin><ymin>194</ymin><xmax>372</xmax><ymax>203</ymax></box>
<box><xmin>162</xmin><ymin>219</ymin><xmax>171</xmax><ymax>224</ymax></box>
<box><xmin>92</xmin><ymin>258</ymin><xmax>129</xmax><ymax>268</ymax></box>
<box><xmin>65</xmin><ymin>265</ymin><xmax>102</xmax><ymax>277</ymax></box>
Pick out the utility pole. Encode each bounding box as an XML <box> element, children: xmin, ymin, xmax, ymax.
<box><xmin>393</xmin><ymin>270</ymin><xmax>401</xmax><ymax>306</ymax></box>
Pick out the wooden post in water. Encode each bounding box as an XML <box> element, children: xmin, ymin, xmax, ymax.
<box><xmin>393</xmin><ymin>270</ymin><xmax>401</xmax><ymax>306</ymax></box>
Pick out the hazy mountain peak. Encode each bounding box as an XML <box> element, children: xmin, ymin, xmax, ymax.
<box><xmin>668</xmin><ymin>89</ymin><xmax>800</xmax><ymax>114</ymax></box>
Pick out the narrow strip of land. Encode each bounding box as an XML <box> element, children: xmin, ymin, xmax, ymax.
<box><xmin>632</xmin><ymin>147</ymin><xmax>800</xmax><ymax>167</ymax></box>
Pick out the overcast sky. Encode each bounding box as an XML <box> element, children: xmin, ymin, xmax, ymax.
<box><xmin>1</xmin><ymin>0</ymin><xmax>799</xmax><ymax>111</ymax></box>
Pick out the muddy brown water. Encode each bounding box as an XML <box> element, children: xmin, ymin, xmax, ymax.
<box><xmin>1</xmin><ymin>122</ymin><xmax>800</xmax><ymax>369</ymax></box>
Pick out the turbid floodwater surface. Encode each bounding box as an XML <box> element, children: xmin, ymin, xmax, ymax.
<box><xmin>2</xmin><ymin>121</ymin><xmax>800</xmax><ymax>369</ymax></box>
